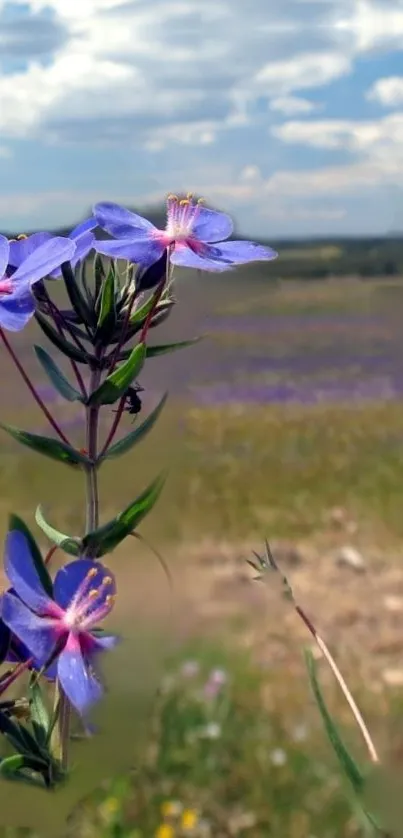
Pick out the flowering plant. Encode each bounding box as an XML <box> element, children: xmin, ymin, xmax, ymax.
<box><xmin>0</xmin><ymin>195</ymin><xmax>277</xmax><ymax>793</ymax></box>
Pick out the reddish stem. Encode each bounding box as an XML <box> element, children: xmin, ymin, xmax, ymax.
<box><xmin>0</xmin><ymin>328</ymin><xmax>72</xmax><ymax>445</ymax></box>
<box><xmin>0</xmin><ymin>658</ymin><xmax>34</xmax><ymax>697</ymax></box>
<box><xmin>295</xmin><ymin>604</ymin><xmax>380</xmax><ymax>764</ymax></box>
<box><xmin>45</xmin><ymin>545</ymin><xmax>58</xmax><ymax>566</ymax></box>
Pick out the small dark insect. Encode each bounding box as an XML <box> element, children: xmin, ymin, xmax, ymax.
<box><xmin>114</xmin><ymin>383</ymin><xmax>144</xmax><ymax>422</ymax></box>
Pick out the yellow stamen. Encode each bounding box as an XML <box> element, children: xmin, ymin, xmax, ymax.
<box><xmin>88</xmin><ymin>588</ymin><xmax>99</xmax><ymax>600</ymax></box>
<box><xmin>186</xmin><ymin>192</ymin><xmax>193</xmax><ymax>200</ymax></box>
<box><xmin>167</xmin><ymin>193</ymin><xmax>178</xmax><ymax>201</ymax></box>
<box><xmin>87</xmin><ymin>567</ymin><xmax>98</xmax><ymax>579</ymax></box>
<box><xmin>102</xmin><ymin>576</ymin><xmax>113</xmax><ymax>587</ymax></box>
<box><xmin>197</xmin><ymin>197</ymin><xmax>205</xmax><ymax>205</ymax></box>
<box><xmin>17</xmin><ymin>233</ymin><xmax>28</xmax><ymax>240</ymax></box>
<box><xmin>179</xmin><ymin>198</ymin><xmax>190</xmax><ymax>206</ymax></box>
<box><xmin>105</xmin><ymin>594</ymin><xmax>115</xmax><ymax>606</ymax></box>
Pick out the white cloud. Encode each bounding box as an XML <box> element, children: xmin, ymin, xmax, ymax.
<box><xmin>272</xmin><ymin>112</ymin><xmax>403</xmax><ymax>162</ymax></box>
<box><xmin>3</xmin><ymin>0</ymin><xmax>403</xmax><ymax>235</ymax></box>
<box><xmin>334</xmin><ymin>0</ymin><xmax>403</xmax><ymax>53</ymax></box>
<box><xmin>254</xmin><ymin>52</ymin><xmax>352</xmax><ymax>95</ymax></box>
<box><xmin>367</xmin><ymin>76</ymin><xmax>403</xmax><ymax>107</ymax></box>
<box><xmin>269</xmin><ymin>96</ymin><xmax>319</xmax><ymax>115</ymax></box>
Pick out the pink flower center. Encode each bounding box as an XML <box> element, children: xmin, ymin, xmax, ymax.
<box><xmin>0</xmin><ymin>276</ymin><xmax>13</xmax><ymax>297</ymax></box>
<box><xmin>62</xmin><ymin>567</ymin><xmax>115</xmax><ymax>634</ymax></box>
<box><xmin>153</xmin><ymin>194</ymin><xmax>204</xmax><ymax>248</ymax></box>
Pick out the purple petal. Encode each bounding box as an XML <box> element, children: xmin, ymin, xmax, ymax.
<box><xmin>58</xmin><ymin>635</ymin><xmax>103</xmax><ymax>714</ymax></box>
<box><xmin>4</xmin><ymin>531</ymin><xmax>58</xmax><ymax>614</ymax></box>
<box><xmin>170</xmin><ymin>243</ymin><xmax>234</xmax><ymax>272</ymax></box>
<box><xmin>93</xmin><ymin>202</ymin><xmax>156</xmax><ymax>239</ymax></box>
<box><xmin>8</xmin><ymin>233</ymin><xmax>52</xmax><ymax>269</ymax></box>
<box><xmin>71</xmin><ymin>218</ymin><xmax>97</xmax><ymax>238</ymax></box>
<box><xmin>12</xmin><ymin>237</ymin><xmax>76</xmax><ymax>287</ymax></box>
<box><xmin>91</xmin><ymin>633</ymin><xmax>119</xmax><ymax>653</ymax></box>
<box><xmin>95</xmin><ymin>237</ymin><xmax>165</xmax><ymax>267</ymax></box>
<box><xmin>49</xmin><ymin>230</ymin><xmax>95</xmax><ymax>278</ymax></box>
<box><xmin>1</xmin><ymin>594</ymin><xmax>60</xmax><ymax>667</ymax></box>
<box><xmin>192</xmin><ymin>207</ymin><xmax>233</xmax><ymax>242</ymax></box>
<box><xmin>0</xmin><ymin>235</ymin><xmax>10</xmax><ymax>276</ymax></box>
<box><xmin>54</xmin><ymin>559</ymin><xmax>116</xmax><ymax>611</ymax></box>
<box><xmin>212</xmin><ymin>240</ymin><xmax>278</xmax><ymax>264</ymax></box>
<box><xmin>0</xmin><ymin>292</ymin><xmax>35</xmax><ymax>331</ymax></box>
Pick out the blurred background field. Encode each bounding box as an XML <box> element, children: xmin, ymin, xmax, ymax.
<box><xmin>2</xmin><ymin>263</ymin><xmax>403</xmax><ymax>835</ymax></box>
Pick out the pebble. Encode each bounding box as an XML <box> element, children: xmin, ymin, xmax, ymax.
<box><xmin>335</xmin><ymin>545</ymin><xmax>366</xmax><ymax>572</ymax></box>
<box><xmin>382</xmin><ymin>668</ymin><xmax>403</xmax><ymax>687</ymax></box>
<box><xmin>383</xmin><ymin>595</ymin><xmax>403</xmax><ymax>613</ymax></box>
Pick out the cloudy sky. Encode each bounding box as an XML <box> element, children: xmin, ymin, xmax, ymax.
<box><xmin>1</xmin><ymin>0</ymin><xmax>403</xmax><ymax>238</ymax></box>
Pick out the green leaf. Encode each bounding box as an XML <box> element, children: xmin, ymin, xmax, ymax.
<box><xmin>88</xmin><ymin>342</ymin><xmax>146</xmax><ymax>406</ymax></box>
<box><xmin>35</xmin><ymin>311</ymin><xmax>90</xmax><ymax>365</ymax></box>
<box><xmin>95</xmin><ymin>267</ymin><xmax>117</xmax><ymax>342</ymax></box>
<box><xmin>34</xmin><ymin>345</ymin><xmax>83</xmax><ymax>403</ymax></box>
<box><xmin>0</xmin><ymin>755</ymin><xmax>25</xmax><ymax>778</ymax></box>
<box><xmin>102</xmin><ymin>392</ymin><xmax>168</xmax><ymax>461</ymax></box>
<box><xmin>0</xmin><ymin>424</ymin><xmax>90</xmax><ymax>468</ymax></box>
<box><xmin>61</xmin><ymin>261</ymin><xmax>95</xmax><ymax>327</ymax></box>
<box><xmin>146</xmin><ymin>337</ymin><xmax>202</xmax><ymax>358</ymax></box>
<box><xmin>0</xmin><ymin>754</ymin><xmax>49</xmax><ymax>787</ymax></box>
<box><xmin>0</xmin><ymin>711</ymin><xmax>31</xmax><ymax>756</ymax></box>
<box><xmin>82</xmin><ymin>472</ymin><xmax>166</xmax><ymax>557</ymax></box>
<box><xmin>35</xmin><ymin>506</ymin><xmax>81</xmax><ymax>556</ymax></box>
<box><xmin>129</xmin><ymin>289</ymin><xmax>158</xmax><ymax>325</ymax></box>
<box><xmin>29</xmin><ymin>678</ymin><xmax>51</xmax><ymax>751</ymax></box>
<box><xmin>305</xmin><ymin>650</ymin><xmax>364</xmax><ymax>795</ymax></box>
<box><xmin>9</xmin><ymin>514</ymin><xmax>53</xmax><ymax>598</ymax></box>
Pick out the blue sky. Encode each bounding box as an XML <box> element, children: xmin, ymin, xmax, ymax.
<box><xmin>1</xmin><ymin>0</ymin><xmax>403</xmax><ymax>238</ymax></box>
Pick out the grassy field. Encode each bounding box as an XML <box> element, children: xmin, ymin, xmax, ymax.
<box><xmin>2</xmin><ymin>273</ymin><xmax>403</xmax><ymax>835</ymax></box>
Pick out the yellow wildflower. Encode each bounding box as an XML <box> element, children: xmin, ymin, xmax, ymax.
<box><xmin>98</xmin><ymin>796</ymin><xmax>120</xmax><ymax>824</ymax></box>
<box><xmin>155</xmin><ymin>824</ymin><xmax>175</xmax><ymax>838</ymax></box>
<box><xmin>161</xmin><ymin>800</ymin><xmax>183</xmax><ymax>818</ymax></box>
<box><xmin>181</xmin><ymin>809</ymin><xmax>198</xmax><ymax>831</ymax></box>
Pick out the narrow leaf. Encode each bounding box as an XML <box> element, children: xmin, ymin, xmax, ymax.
<box><xmin>305</xmin><ymin>650</ymin><xmax>364</xmax><ymax>794</ymax></box>
<box><xmin>0</xmin><ymin>755</ymin><xmax>25</xmax><ymax>778</ymax></box>
<box><xmin>35</xmin><ymin>506</ymin><xmax>81</xmax><ymax>556</ymax></box>
<box><xmin>129</xmin><ymin>289</ymin><xmax>159</xmax><ymax>325</ymax></box>
<box><xmin>8</xmin><ymin>514</ymin><xmax>53</xmax><ymax>597</ymax></box>
<box><xmin>61</xmin><ymin>261</ymin><xmax>94</xmax><ymax>327</ymax></box>
<box><xmin>35</xmin><ymin>311</ymin><xmax>89</xmax><ymax>365</ymax></box>
<box><xmin>88</xmin><ymin>342</ymin><xmax>146</xmax><ymax>406</ymax></box>
<box><xmin>82</xmin><ymin>472</ymin><xmax>166</xmax><ymax>557</ymax></box>
<box><xmin>34</xmin><ymin>346</ymin><xmax>83</xmax><ymax>403</ymax></box>
<box><xmin>146</xmin><ymin>337</ymin><xmax>202</xmax><ymax>358</ymax></box>
<box><xmin>102</xmin><ymin>392</ymin><xmax>168</xmax><ymax>461</ymax></box>
<box><xmin>0</xmin><ymin>424</ymin><xmax>90</xmax><ymax>468</ymax></box>
<box><xmin>0</xmin><ymin>710</ymin><xmax>31</xmax><ymax>755</ymax></box>
<box><xmin>95</xmin><ymin>267</ymin><xmax>117</xmax><ymax>342</ymax></box>
<box><xmin>29</xmin><ymin>676</ymin><xmax>50</xmax><ymax>743</ymax></box>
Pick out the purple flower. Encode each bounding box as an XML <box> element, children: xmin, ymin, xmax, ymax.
<box><xmin>203</xmin><ymin>668</ymin><xmax>227</xmax><ymax>699</ymax></box>
<box><xmin>8</xmin><ymin>219</ymin><xmax>96</xmax><ymax>278</ymax></box>
<box><xmin>0</xmin><ymin>235</ymin><xmax>75</xmax><ymax>331</ymax></box>
<box><xmin>0</xmin><ymin>596</ymin><xmax>57</xmax><ymax>679</ymax></box>
<box><xmin>93</xmin><ymin>195</ymin><xmax>278</xmax><ymax>271</ymax></box>
<box><xmin>1</xmin><ymin>531</ymin><xmax>118</xmax><ymax>714</ymax></box>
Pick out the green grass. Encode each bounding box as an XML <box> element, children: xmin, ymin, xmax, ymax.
<box><xmin>2</xmin><ymin>399</ymin><xmax>403</xmax><ymax>547</ymax></box>
<box><xmin>59</xmin><ymin>640</ymin><xmax>368</xmax><ymax>838</ymax></box>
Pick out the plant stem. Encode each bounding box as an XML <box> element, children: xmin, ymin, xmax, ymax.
<box><xmin>51</xmin><ymin>364</ymin><xmax>102</xmax><ymax>769</ymax></box>
<box><xmin>295</xmin><ymin>604</ymin><xmax>380</xmax><ymax>764</ymax></box>
<box><xmin>85</xmin><ymin>365</ymin><xmax>101</xmax><ymax>533</ymax></box>
<box><xmin>0</xmin><ymin>328</ymin><xmax>71</xmax><ymax>445</ymax></box>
